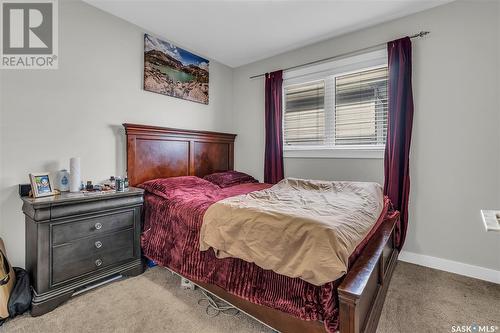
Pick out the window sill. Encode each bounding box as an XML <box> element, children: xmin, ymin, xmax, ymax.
<box><xmin>283</xmin><ymin>147</ymin><xmax>385</xmax><ymax>159</ymax></box>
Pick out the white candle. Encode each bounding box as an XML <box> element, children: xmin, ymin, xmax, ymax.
<box><xmin>69</xmin><ymin>157</ymin><xmax>81</xmax><ymax>193</ymax></box>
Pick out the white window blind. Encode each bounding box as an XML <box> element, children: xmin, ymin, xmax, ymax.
<box><xmin>283</xmin><ymin>81</ymin><xmax>325</xmax><ymax>146</ymax></box>
<box><xmin>334</xmin><ymin>67</ymin><xmax>388</xmax><ymax>146</ymax></box>
<box><xmin>282</xmin><ymin>50</ymin><xmax>388</xmax><ymax>158</ymax></box>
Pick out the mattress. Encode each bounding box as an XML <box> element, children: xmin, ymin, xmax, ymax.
<box><xmin>139</xmin><ymin>176</ymin><xmax>394</xmax><ymax>333</ymax></box>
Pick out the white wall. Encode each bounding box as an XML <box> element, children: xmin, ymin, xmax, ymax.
<box><xmin>0</xmin><ymin>0</ymin><xmax>234</xmax><ymax>267</ymax></box>
<box><xmin>233</xmin><ymin>1</ymin><xmax>500</xmax><ymax>271</ymax></box>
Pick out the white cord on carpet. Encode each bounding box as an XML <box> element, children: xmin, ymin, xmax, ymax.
<box><xmin>160</xmin><ymin>267</ymin><xmax>240</xmax><ymax>318</ymax></box>
<box><xmin>198</xmin><ymin>290</ymin><xmax>240</xmax><ymax>317</ymax></box>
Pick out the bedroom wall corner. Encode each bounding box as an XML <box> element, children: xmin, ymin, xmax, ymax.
<box><xmin>0</xmin><ymin>0</ymin><xmax>234</xmax><ymax>267</ymax></box>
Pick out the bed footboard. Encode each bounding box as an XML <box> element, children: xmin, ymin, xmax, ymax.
<box><xmin>338</xmin><ymin>216</ymin><xmax>399</xmax><ymax>333</ymax></box>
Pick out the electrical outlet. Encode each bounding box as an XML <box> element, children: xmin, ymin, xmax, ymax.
<box><xmin>180</xmin><ymin>278</ymin><xmax>196</xmax><ymax>290</ymax></box>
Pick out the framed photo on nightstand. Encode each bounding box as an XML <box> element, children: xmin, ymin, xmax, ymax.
<box><xmin>29</xmin><ymin>173</ymin><xmax>55</xmax><ymax>198</ymax></box>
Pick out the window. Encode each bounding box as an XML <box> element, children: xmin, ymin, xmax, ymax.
<box><xmin>283</xmin><ymin>50</ymin><xmax>388</xmax><ymax>158</ymax></box>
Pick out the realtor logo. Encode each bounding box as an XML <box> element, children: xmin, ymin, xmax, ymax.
<box><xmin>1</xmin><ymin>0</ymin><xmax>58</xmax><ymax>69</ymax></box>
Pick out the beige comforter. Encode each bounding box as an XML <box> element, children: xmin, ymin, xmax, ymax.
<box><xmin>199</xmin><ymin>178</ymin><xmax>384</xmax><ymax>286</ymax></box>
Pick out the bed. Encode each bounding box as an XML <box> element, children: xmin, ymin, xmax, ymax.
<box><xmin>124</xmin><ymin>123</ymin><xmax>400</xmax><ymax>333</ymax></box>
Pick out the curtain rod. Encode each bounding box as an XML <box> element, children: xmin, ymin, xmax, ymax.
<box><xmin>249</xmin><ymin>31</ymin><xmax>430</xmax><ymax>79</ymax></box>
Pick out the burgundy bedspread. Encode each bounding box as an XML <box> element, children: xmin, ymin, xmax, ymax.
<box><xmin>139</xmin><ymin>176</ymin><xmax>395</xmax><ymax>333</ymax></box>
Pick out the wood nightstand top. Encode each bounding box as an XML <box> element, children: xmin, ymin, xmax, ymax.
<box><xmin>22</xmin><ymin>187</ymin><xmax>144</xmax><ymax>208</ymax></box>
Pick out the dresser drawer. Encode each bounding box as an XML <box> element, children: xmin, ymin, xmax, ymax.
<box><xmin>52</xmin><ymin>228</ymin><xmax>135</xmax><ymax>285</ymax></box>
<box><xmin>52</xmin><ymin>209</ymin><xmax>134</xmax><ymax>245</ymax></box>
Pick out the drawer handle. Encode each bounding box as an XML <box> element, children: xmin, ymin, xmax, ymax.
<box><xmin>95</xmin><ymin>259</ymin><xmax>103</xmax><ymax>267</ymax></box>
<box><xmin>95</xmin><ymin>241</ymin><xmax>102</xmax><ymax>249</ymax></box>
<box><xmin>94</xmin><ymin>222</ymin><xmax>102</xmax><ymax>230</ymax></box>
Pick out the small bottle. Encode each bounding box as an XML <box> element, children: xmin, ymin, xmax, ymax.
<box><xmin>86</xmin><ymin>181</ymin><xmax>93</xmax><ymax>191</ymax></box>
<box><xmin>115</xmin><ymin>177</ymin><xmax>124</xmax><ymax>192</ymax></box>
<box><xmin>110</xmin><ymin>176</ymin><xmax>116</xmax><ymax>188</ymax></box>
<box><xmin>124</xmin><ymin>177</ymin><xmax>129</xmax><ymax>189</ymax></box>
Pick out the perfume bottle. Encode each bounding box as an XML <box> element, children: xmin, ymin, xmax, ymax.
<box><xmin>115</xmin><ymin>177</ymin><xmax>124</xmax><ymax>192</ymax></box>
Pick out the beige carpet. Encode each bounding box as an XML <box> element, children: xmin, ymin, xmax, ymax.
<box><xmin>3</xmin><ymin>262</ymin><xmax>499</xmax><ymax>333</ymax></box>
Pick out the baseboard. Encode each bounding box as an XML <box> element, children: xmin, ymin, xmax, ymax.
<box><xmin>399</xmin><ymin>250</ymin><xmax>500</xmax><ymax>284</ymax></box>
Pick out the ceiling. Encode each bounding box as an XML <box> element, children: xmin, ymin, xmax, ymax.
<box><xmin>84</xmin><ymin>0</ymin><xmax>451</xmax><ymax>68</ymax></box>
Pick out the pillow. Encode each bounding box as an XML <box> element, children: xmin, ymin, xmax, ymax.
<box><xmin>203</xmin><ymin>170</ymin><xmax>258</xmax><ymax>188</ymax></box>
<box><xmin>138</xmin><ymin>176</ymin><xmax>220</xmax><ymax>200</ymax></box>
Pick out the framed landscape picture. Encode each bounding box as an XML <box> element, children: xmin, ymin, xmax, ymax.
<box><xmin>144</xmin><ymin>34</ymin><xmax>209</xmax><ymax>104</ymax></box>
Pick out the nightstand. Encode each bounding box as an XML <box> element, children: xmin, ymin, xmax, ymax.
<box><xmin>22</xmin><ymin>188</ymin><xmax>144</xmax><ymax>316</ymax></box>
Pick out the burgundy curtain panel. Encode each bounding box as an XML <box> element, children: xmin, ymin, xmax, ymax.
<box><xmin>384</xmin><ymin>37</ymin><xmax>414</xmax><ymax>250</ymax></box>
<box><xmin>264</xmin><ymin>70</ymin><xmax>284</xmax><ymax>184</ymax></box>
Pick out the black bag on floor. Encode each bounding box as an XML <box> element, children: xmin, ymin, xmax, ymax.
<box><xmin>7</xmin><ymin>268</ymin><xmax>31</xmax><ymax>317</ymax></box>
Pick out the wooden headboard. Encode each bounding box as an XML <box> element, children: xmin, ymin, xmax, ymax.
<box><xmin>123</xmin><ymin>123</ymin><xmax>236</xmax><ymax>186</ymax></box>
